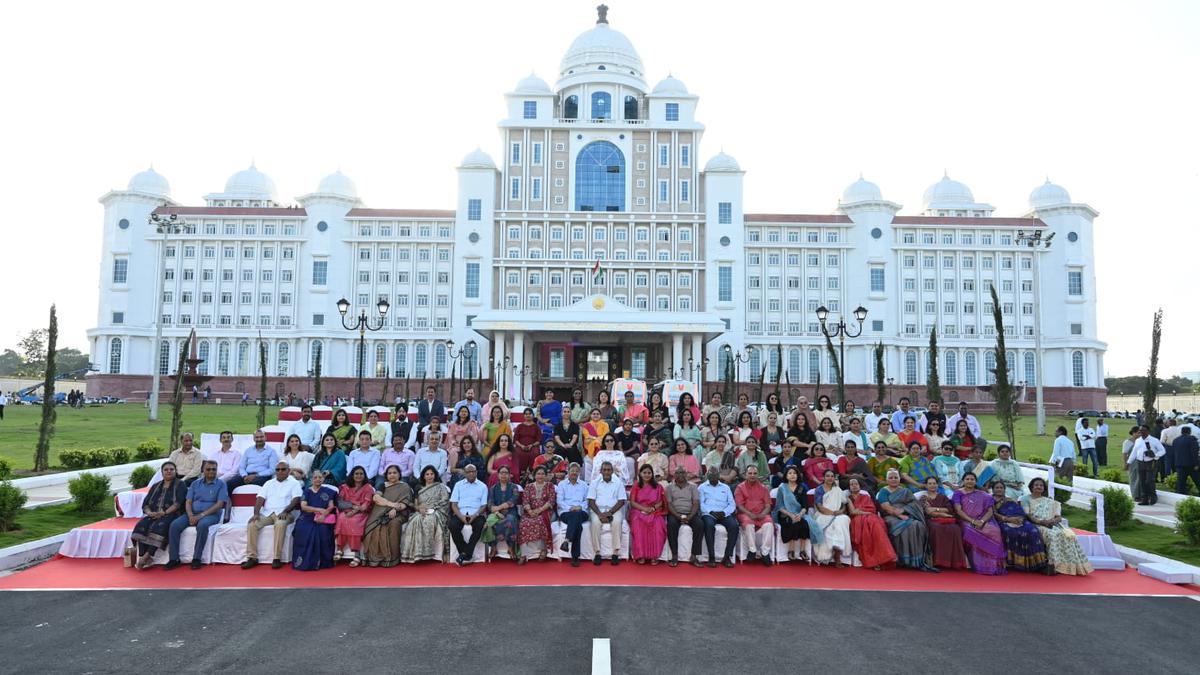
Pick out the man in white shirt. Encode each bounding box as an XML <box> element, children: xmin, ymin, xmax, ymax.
<box><xmin>947</xmin><ymin>403</ymin><xmax>983</xmax><ymax>438</ymax></box>
<box><xmin>414</xmin><ymin>431</ymin><xmax>449</xmax><ymax>483</ymax></box>
<box><xmin>288</xmin><ymin>404</ymin><xmax>324</xmax><ymax>450</ymax></box>
<box><xmin>1128</xmin><ymin>426</ymin><xmax>1167</xmax><ymax>505</ymax></box>
<box><xmin>241</xmin><ymin>462</ymin><xmax>302</xmax><ymax>569</ymax></box>
<box><xmin>347</xmin><ymin>431</ymin><xmax>382</xmax><ymax>482</ymax></box>
<box><xmin>864</xmin><ymin>402</ymin><xmax>886</xmax><ymax>433</ymax></box>
<box><xmin>698</xmin><ymin>467</ymin><xmax>739</xmax><ymax>568</ymax></box>
<box><xmin>448</xmin><ymin>464</ymin><xmax>488</xmax><ymax>566</ymax></box>
<box><xmin>0</xmin><ymin>391</ymin><xmax>8</xmax><ymax>420</ymax></box>
<box><xmin>1095</xmin><ymin>418</ymin><xmax>1110</xmax><ymax>467</ymax></box>
<box><xmin>1077</xmin><ymin>419</ymin><xmax>1098</xmax><ymax>477</ymax></box>
<box><xmin>588</xmin><ymin>461</ymin><xmax>627</xmax><ymax>566</ymax></box>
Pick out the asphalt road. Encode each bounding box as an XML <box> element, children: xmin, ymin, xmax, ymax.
<box><xmin>0</xmin><ymin>588</ymin><xmax>1196</xmax><ymax>674</ymax></box>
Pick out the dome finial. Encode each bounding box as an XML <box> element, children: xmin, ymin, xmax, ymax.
<box><xmin>943</xmin><ymin>168</ymin><xmax>949</xmax><ymax>178</ymax></box>
<box><xmin>596</xmin><ymin>4</ymin><xmax>609</xmax><ymax>24</ymax></box>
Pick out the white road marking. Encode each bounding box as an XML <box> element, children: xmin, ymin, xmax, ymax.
<box><xmin>592</xmin><ymin>637</ymin><xmax>611</xmax><ymax>675</ymax></box>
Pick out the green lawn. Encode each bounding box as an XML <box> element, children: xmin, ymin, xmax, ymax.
<box><xmin>0</xmin><ymin>502</ymin><xmax>115</xmax><ymax>549</ymax></box>
<box><xmin>0</xmin><ymin>403</ymin><xmax>265</xmax><ymax>473</ymax></box>
<box><xmin>1064</xmin><ymin>505</ymin><xmax>1200</xmax><ymax>567</ymax></box>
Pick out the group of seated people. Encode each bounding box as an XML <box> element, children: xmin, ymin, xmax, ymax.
<box><xmin>126</xmin><ymin>390</ymin><xmax>1093</xmax><ymax>577</ymax></box>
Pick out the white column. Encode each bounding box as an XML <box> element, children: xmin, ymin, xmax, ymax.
<box><xmin>672</xmin><ymin>334</ymin><xmax>684</xmax><ymax>379</ymax></box>
<box><xmin>690</xmin><ymin>334</ymin><xmax>702</xmax><ymax>381</ymax></box>
<box><xmin>512</xmin><ymin>332</ymin><xmax>526</xmax><ymax>402</ymax></box>
<box><xmin>524</xmin><ymin>335</ymin><xmax>535</xmax><ymax>401</ymax></box>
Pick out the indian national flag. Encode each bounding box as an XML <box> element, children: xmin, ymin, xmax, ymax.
<box><xmin>592</xmin><ymin>258</ymin><xmax>604</xmax><ymax>284</ymax></box>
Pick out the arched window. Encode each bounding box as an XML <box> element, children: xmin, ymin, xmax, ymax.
<box><xmin>985</xmin><ymin>351</ymin><xmax>997</xmax><ymax>385</ymax></box>
<box><xmin>788</xmin><ymin>348</ymin><xmax>801</xmax><ymax>382</ymax></box>
<box><xmin>434</xmin><ymin>344</ymin><xmax>447</xmax><ymax>378</ymax></box>
<box><xmin>414</xmin><ymin>344</ymin><xmax>428</xmax><ymax>376</ymax></box>
<box><xmin>309</xmin><ymin>340</ymin><xmax>323</xmax><ymax>371</ymax></box>
<box><xmin>108</xmin><ymin>338</ymin><xmax>122</xmax><ymax>374</ymax></box>
<box><xmin>748</xmin><ymin>347</ymin><xmax>761</xmax><ymax>383</ymax></box>
<box><xmin>375</xmin><ymin>344</ymin><xmax>387</xmax><ymax>377</ymax></box>
<box><xmin>574</xmin><ymin>141</ymin><xmax>625</xmax><ymax>211</ymax></box>
<box><xmin>768</xmin><ymin>348</ymin><xmax>780</xmax><ymax>383</ymax></box>
<box><xmin>905</xmin><ymin>350</ymin><xmax>918</xmax><ymax>384</ymax></box>
<box><xmin>808</xmin><ymin>349</ymin><xmax>820</xmax><ymax>383</ymax></box>
<box><xmin>197</xmin><ymin>340</ymin><xmax>210</xmax><ymax>376</ymax></box>
<box><xmin>1072</xmin><ymin>351</ymin><xmax>1085</xmax><ymax>387</ymax></box>
<box><xmin>964</xmin><ymin>351</ymin><xmax>977</xmax><ymax>386</ymax></box>
<box><xmin>1024</xmin><ymin>352</ymin><xmax>1036</xmax><ymax>385</ymax></box>
<box><xmin>563</xmin><ymin>95</ymin><xmax>578</xmax><ymax>119</ymax></box>
<box><xmin>277</xmin><ymin>342</ymin><xmax>289</xmax><ymax>377</ymax></box>
<box><xmin>158</xmin><ymin>340</ymin><xmax>171</xmax><ymax>375</ymax></box>
<box><xmin>945</xmin><ymin>350</ymin><xmax>957</xmax><ymax>386</ymax></box>
<box><xmin>237</xmin><ymin>340</ymin><xmax>250</xmax><ymax>376</ymax></box>
<box><xmin>590</xmin><ymin>91</ymin><xmax>611</xmax><ymax>119</ymax></box>
<box><xmin>624</xmin><ymin>95</ymin><xmax>638</xmax><ymax>120</ymax></box>
<box><xmin>395</xmin><ymin>343</ymin><xmax>407</xmax><ymax>378</ymax></box>
<box><xmin>218</xmin><ymin>341</ymin><xmax>230</xmax><ymax>375</ymax></box>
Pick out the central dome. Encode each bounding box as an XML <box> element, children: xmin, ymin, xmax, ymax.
<box><xmin>557</xmin><ymin>10</ymin><xmax>646</xmax><ymax>90</ymax></box>
<box><xmin>224</xmin><ymin>164</ymin><xmax>278</xmax><ymax>200</ymax></box>
<box><xmin>922</xmin><ymin>174</ymin><xmax>975</xmax><ymax>209</ymax></box>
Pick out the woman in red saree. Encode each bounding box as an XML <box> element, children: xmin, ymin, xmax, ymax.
<box><xmin>919</xmin><ymin>475</ymin><xmax>968</xmax><ymax>569</ymax></box>
<box><xmin>335</xmin><ymin>466</ymin><xmax>375</xmax><ymax>566</ymax></box>
<box><xmin>517</xmin><ymin>465</ymin><xmax>556</xmax><ymax>561</ymax></box>
<box><xmin>803</xmin><ymin>443</ymin><xmax>835</xmax><ymax>488</ymax></box>
<box><xmin>846</xmin><ymin>477</ymin><xmax>897</xmax><ymax>570</ymax></box>
<box><xmin>486</xmin><ymin>434</ymin><xmax>519</xmax><ymax>488</ymax></box>
<box><xmin>629</xmin><ymin>464</ymin><xmax>667</xmax><ymax>564</ymax></box>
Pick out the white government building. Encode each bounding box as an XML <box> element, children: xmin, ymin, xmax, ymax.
<box><xmin>87</xmin><ymin>8</ymin><xmax>1105</xmax><ymax>408</ymax></box>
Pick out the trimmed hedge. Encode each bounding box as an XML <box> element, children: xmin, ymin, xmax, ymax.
<box><xmin>68</xmin><ymin>473</ymin><xmax>111</xmax><ymax>512</ymax></box>
<box><xmin>0</xmin><ymin>481</ymin><xmax>27</xmax><ymax>532</ymax></box>
<box><xmin>0</xmin><ymin>458</ymin><xmax>11</xmax><ymax>480</ymax></box>
<box><xmin>1027</xmin><ymin>455</ymin><xmax>1047</xmax><ymax>466</ymax></box>
<box><xmin>1177</xmin><ymin>498</ymin><xmax>1200</xmax><ymax>546</ymax></box>
<box><xmin>129</xmin><ymin>465</ymin><xmax>156</xmax><ymax>489</ymax></box>
<box><xmin>135</xmin><ymin>439</ymin><xmax>166</xmax><ymax>461</ymax></box>
<box><xmin>60</xmin><ymin>447</ymin><xmax>132</xmax><ymax>470</ymax></box>
<box><xmin>1094</xmin><ymin>486</ymin><xmax>1134</xmax><ymax>528</ymax></box>
<box><xmin>1099</xmin><ymin>468</ymin><xmax>1125</xmax><ymax>484</ymax></box>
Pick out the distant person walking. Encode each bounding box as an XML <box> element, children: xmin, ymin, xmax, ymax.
<box><xmin>242</xmin><ymin>391</ymin><xmax>250</xmax><ymax>406</ymax></box>
<box><xmin>0</xmin><ymin>390</ymin><xmax>7</xmax><ymax>420</ymax></box>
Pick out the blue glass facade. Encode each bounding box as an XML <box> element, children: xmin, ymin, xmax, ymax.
<box><xmin>574</xmin><ymin>141</ymin><xmax>625</xmax><ymax>211</ymax></box>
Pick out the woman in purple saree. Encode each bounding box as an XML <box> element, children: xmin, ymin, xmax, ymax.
<box><xmin>952</xmin><ymin>472</ymin><xmax>1007</xmax><ymax>575</ymax></box>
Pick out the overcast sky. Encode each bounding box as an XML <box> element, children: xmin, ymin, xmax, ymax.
<box><xmin>1</xmin><ymin>0</ymin><xmax>1196</xmax><ymax>377</ymax></box>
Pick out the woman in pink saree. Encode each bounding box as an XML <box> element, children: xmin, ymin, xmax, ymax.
<box><xmin>952</xmin><ymin>471</ymin><xmax>1007</xmax><ymax>575</ymax></box>
<box><xmin>629</xmin><ymin>464</ymin><xmax>667</xmax><ymax>565</ymax></box>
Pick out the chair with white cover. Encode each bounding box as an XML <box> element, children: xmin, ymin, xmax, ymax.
<box><xmin>211</xmin><ymin>485</ymin><xmax>295</xmax><ymax>564</ymax></box>
<box><xmin>444</xmin><ymin>522</ymin><xmax>488</xmax><ymax>563</ymax></box>
<box><xmin>150</xmin><ymin>485</ymin><xmax>260</xmax><ymax>565</ymax></box>
<box><xmin>553</xmin><ymin>519</ymin><xmax>630</xmax><ymax>560</ymax></box>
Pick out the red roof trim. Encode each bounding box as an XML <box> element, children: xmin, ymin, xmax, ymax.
<box><xmin>744</xmin><ymin>214</ymin><xmax>851</xmax><ymax>223</ymax></box>
<box><xmin>153</xmin><ymin>206</ymin><xmax>306</xmax><ymax>216</ymax></box>
<box><xmin>345</xmin><ymin>208</ymin><xmax>455</xmax><ymax>218</ymax></box>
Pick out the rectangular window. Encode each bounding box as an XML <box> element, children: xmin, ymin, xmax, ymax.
<box><xmin>658</xmin><ymin>180</ymin><xmax>669</xmax><ymax>202</ymax></box>
<box><xmin>522</xmin><ymin>101</ymin><xmax>537</xmax><ymax>119</ymax></box>
<box><xmin>510</xmin><ymin>177</ymin><xmax>520</xmax><ymax>200</ymax></box>
<box><xmin>665</xmin><ymin>102</ymin><xmax>679</xmax><ymax>121</ymax></box>
<box><xmin>531</xmin><ymin>177</ymin><xmax>542</xmax><ymax>201</ymax></box>
<box><xmin>112</xmin><ymin>258</ymin><xmax>128</xmax><ymax>284</ymax></box>
<box><xmin>532</xmin><ymin>142</ymin><xmax>542</xmax><ymax>165</ymax></box>
<box><xmin>659</xmin><ymin>145</ymin><xmax>669</xmax><ymax>167</ymax></box>
<box><xmin>870</xmin><ymin>267</ymin><xmax>885</xmax><ymax>292</ymax></box>
<box><xmin>312</xmin><ymin>260</ymin><xmax>328</xmax><ymax>285</ymax></box>
<box><xmin>511</xmin><ymin>142</ymin><xmax>521</xmax><ymax>164</ymax></box>
<box><xmin>680</xmin><ymin>180</ymin><xmax>690</xmax><ymax>202</ymax></box>
<box><xmin>718</xmin><ymin>266</ymin><xmax>732</xmax><ymax>302</ymax></box>
<box><xmin>465</xmin><ymin>262</ymin><xmax>480</xmax><ymax>298</ymax></box>
<box><xmin>680</xmin><ymin>145</ymin><xmax>690</xmax><ymax>167</ymax></box>
<box><xmin>1067</xmin><ymin>270</ymin><xmax>1083</xmax><ymax>296</ymax></box>
<box><xmin>467</xmin><ymin>198</ymin><xmax>481</xmax><ymax>220</ymax></box>
<box><xmin>112</xmin><ymin>311</ymin><xmax>124</xmax><ymax>324</ymax></box>
<box><xmin>718</xmin><ymin>202</ymin><xmax>732</xmax><ymax>224</ymax></box>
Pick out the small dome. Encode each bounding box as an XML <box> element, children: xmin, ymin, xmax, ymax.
<box><xmin>841</xmin><ymin>175</ymin><xmax>882</xmax><ymax>204</ymax></box>
<box><xmin>317</xmin><ymin>170</ymin><xmax>357</xmax><ymax>198</ymax></box>
<box><xmin>704</xmin><ymin>152</ymin><xmax>741</xmax><ymax>173</ymax></box>
<box><xmin>652</xmin><ymin>75</ymin><xmax>688</xmax><ymax>95</ymax></box>
<box><xmin>224</xmin><ymin>164</ymin><xmax>278</xmax><ymax>199</ymax></box>
<box><xmin>513</xmin><ymin>73</ymin><xmax>551</xmax><ymax>94</ymax></box>
<box><xmin>460</xmin><ymin>148</ymin><xmax>497</xmax><ymax>170</ymax></box>
<box><xmin>127</xmin><ymin>167</ymin><xmax>170</xmax><ymax>196</ymax></box>
<box><xmin>922</xmin><ymin>173</ymin><xmax>975</xmax><ymax>209</ymax></box>
<box><xmin>1029</xmin><ymin>179</ymin><xmax>1071</xmax><ymax>209</ymax></box>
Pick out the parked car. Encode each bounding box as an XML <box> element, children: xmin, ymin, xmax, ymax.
<box><xmin>1076</xmin><ymin>409</ymin><xmax>1103</xmax><ymax>418</ymax></box>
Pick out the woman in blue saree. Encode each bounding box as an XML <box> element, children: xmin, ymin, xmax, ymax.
<box><xmin>131</xmin><ymin>461</ymin><xmax>187</xmax><ymax>569</ymax></box>
<box><xmin>310</xmin><ymin>433</ymin><xmax>348</xmax><ymax>487</ymax></box>
<box><xmin>952</xmin><ymin>472</ymin><xmax>1007</xmax><ymax>575</ymax></box>
<box><xmin>991</xmin><ymin>480</ymin><xmax>1047</xmax><ymax>572</ymax></box>
<box><xmin>484</xmin><ymin>465</ymin><xmax>521</xmax><ymax>562</ymax></box>
<box><xmin>875</xmin><ymin>469</ymin><xmax>937</xmax><ymax>571</ymax></box>
<box><xmin>292</xmin><ymin>470</ymin><xmax>337</xmax><ymax>571</ymax></box>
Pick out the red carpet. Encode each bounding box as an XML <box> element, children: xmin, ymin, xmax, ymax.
<box><xmin>2</xmin><ymin>555</ymin><xmax>1196</xmax><ymax>596</ymax></box>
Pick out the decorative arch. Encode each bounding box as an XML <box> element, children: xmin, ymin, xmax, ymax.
<box><xmin>108</xmin><ymin>337</ymin><xmax>122</xmax><ymax>374</ymax></box>
<box><xmin>277</xmin><ymin>342</ymin><xmax>289</xmax><ymax>377</ymax></box>
<box><xmin>1072</xmin><ymin>351</ymin><xmax>1085</xmax><ymax>387</ymax></box>
<box><xmin>624</xmin><ymin>95</ymin><xmax>638</xmax><ymax>120</ymax></box>
<box><xmin>563</xmin><ymin>95</ymin><xmax>578</xmax><ymax>119</ymax></box>
<box><xmin>574</xmin><ymin>141</ymin><xmax>625</xmax><ymax>212</ymax></box>
<box><xmin>197</xmin><ymin>340</ymin><xmax>210</xmax><ymax>376</ymax></box>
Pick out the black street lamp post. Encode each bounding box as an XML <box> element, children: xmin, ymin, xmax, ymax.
<box><xmin>337</xmin><ymin>296</ymin><xmax>389</xmax><ymax>408</ymax></box>
<box><xmin>817</xmin><ymin>305</ymin><xmax>868</xmax><ymax>408</ymax></box>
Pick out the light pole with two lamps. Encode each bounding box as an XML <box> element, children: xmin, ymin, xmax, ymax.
<box><xmin>337</xmin><ymin>296</ymin><xmax>389</xmax><ymax>408</ymax></box>
<box><xmin>1016</xmin><ymin>228</ymin><xmax>1054</xmax><ymax>435</ymax></box>
<box><xmin>816</xmin><ymin>304</ymin><xmax>868</xmax><ymax>408</ymax></box>
<box><xmin>147</xmin><ymin>212</ymin><xmax>183</xmax><ymax>422</ymax></box>
<box><xmin>722</xmin><ymin>345</ymin><xmax>754</xmax><ymax>387</ymax></box>
<box><xmin>447</xmin><ymin>340</ymin><xmax>476</xmax><ymax>403</ymax></box>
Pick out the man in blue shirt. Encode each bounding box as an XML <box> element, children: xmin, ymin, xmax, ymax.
<box><xmin>890</xmin><ymin>397</ymin><xmax>915</xmax><ymax>432</ymax></box>
<box><xmin>228</xmin><ymin>430</ymin><xmax>279</xmax><ymax>491</ymax></box>
<box><xmin>448</xmin><ymin>464</ymin><xmax>488</xmax><ymax>565</ymax></box>
<box><xmin>453</xmin><ymin>388</ymin><xmax>482</xmax><ymax>425</ymax></box>
<box><xmin>697</xmin><ymin>467</ymin><xmax>739</xmax><ymax>567</ymax></box>
<box><xmin>165</xmin><ymin>460</ymin><xmax>228</xmax><ymax>570</ymax></box>
<box><xmin>555</xmin><ymin>462</ymin><xmax>590</xmax><ymax>566</ymax></box>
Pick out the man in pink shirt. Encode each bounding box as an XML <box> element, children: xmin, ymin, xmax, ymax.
<box><xmin>213</xmin><ymin>431</ymin><xmax>243</xmax><ymax>483</ymax></box>
<box><xmin>735</xmin><ymin>465</ymin><xmax>775</xmax><ymax>566</ymax></box>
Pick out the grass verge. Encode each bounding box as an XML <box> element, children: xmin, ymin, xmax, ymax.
<box><xmin>0</xmin><ymin>503</ymin><xmax>112</xmax><ymax>549</ymax></box>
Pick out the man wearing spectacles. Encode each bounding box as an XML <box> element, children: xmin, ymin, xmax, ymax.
<box><xmin>242</xmin><ymin>461</ymin><xmax>303</xmax><ymax>569</ymax></box>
